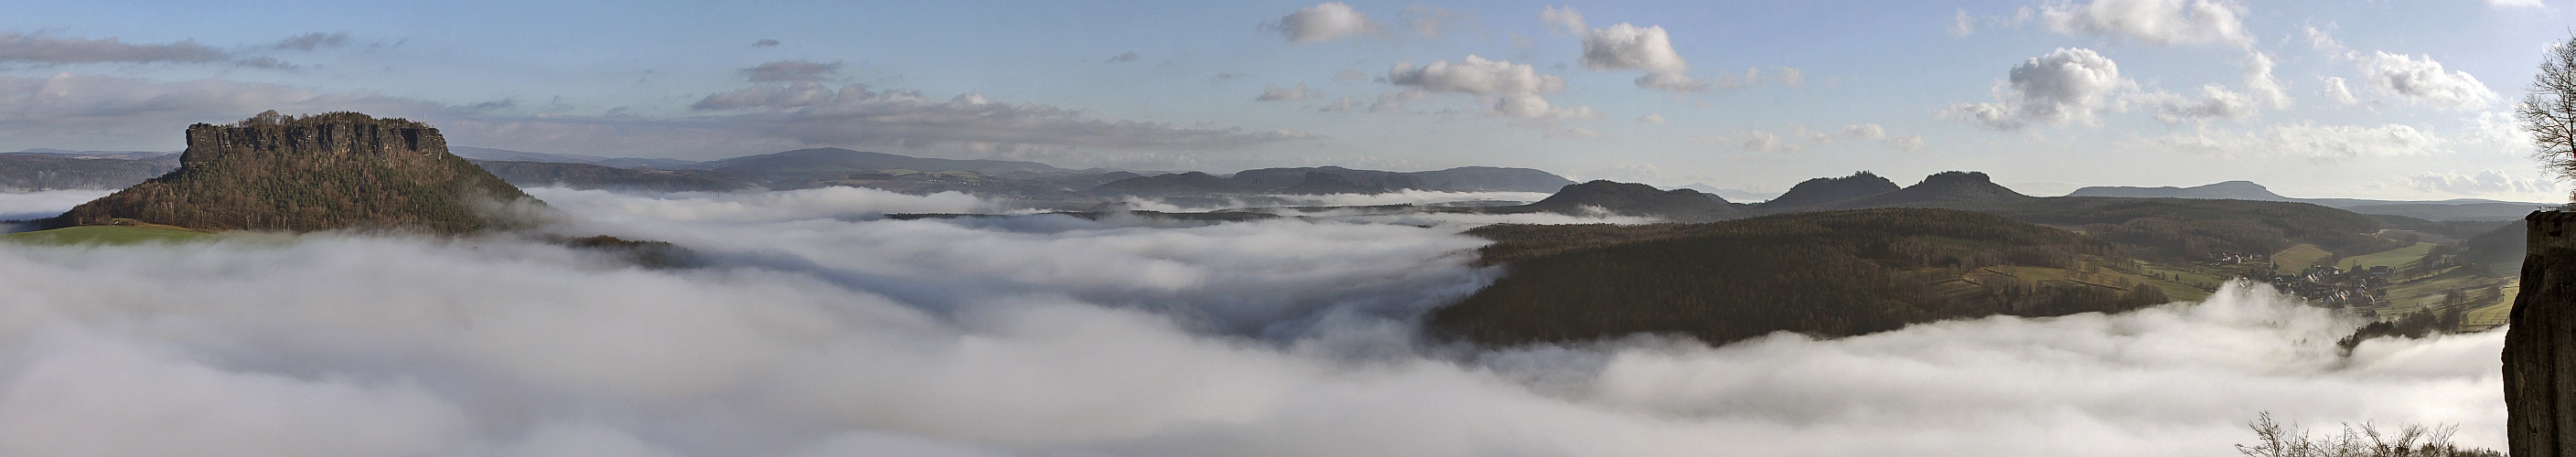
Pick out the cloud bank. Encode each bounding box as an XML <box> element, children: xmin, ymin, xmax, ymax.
<box><xmin>0</xmin><ymin>187</ymin><xmax>2505</xmax><ymax>455</ymax></box>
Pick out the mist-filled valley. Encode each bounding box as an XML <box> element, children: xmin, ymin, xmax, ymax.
<box><xmin>0</xmin><ymin>187</ymin><xmax>2506</xmax><ymax>456</ymax></box>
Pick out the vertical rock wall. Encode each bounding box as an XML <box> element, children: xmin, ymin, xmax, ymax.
<box><xmin>2509</xmin><ymin>210</ymin><xmax>2576</xmax><ymax>455</ymax></box>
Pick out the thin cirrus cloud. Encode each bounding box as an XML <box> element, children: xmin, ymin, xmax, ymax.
<box><xmin>0</xmin><ymin>32</ymin><xmax>329</xmax><ymax>69</ymax></box>
<box><xmin>740</xmin><ymin>59</ymin><xmax>843</xmax><ymax>82</ymax></box>
<box><xmin>689</xmin><ymin>81</ymin><xmax>1313</xmax><ymax>152</ymax></box>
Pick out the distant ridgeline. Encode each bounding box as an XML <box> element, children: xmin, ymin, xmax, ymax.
<box><xmin>48</xmin><ymin>111</ymin><xmax>538</xmax><ymax>234</ymax></box>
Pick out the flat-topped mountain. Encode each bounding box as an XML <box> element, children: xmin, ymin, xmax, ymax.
<box><xmin>2066</xmin><ymin>180</ymin><xmax>2292</xmax><ymax>201</ymax></box>
<box><xmin>1757</xmin><ymin>171</ymin><xmax>1901</xmax><ymax>209</ymax></box>
<box><xmin>49</xmin><ymin>111</ymin><xmax>537</xmax><ymax>233</ymax></box>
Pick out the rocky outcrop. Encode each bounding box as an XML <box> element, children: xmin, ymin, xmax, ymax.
<box><xmin>1500</xmin><ymin>180</ymin><xmax>1746</xmax><ymax>222</ymax></box>
<box><xmin>49</xmin><ymin>111</ymin><xmax>538</xmax><ymax>233</ymax></box>
<box><xmin>1756</xmin><ymin>171</ymin><xmax>1901</xmax><ymax>209</ymax></box>
<box><xmin>2509</xmin><ymin>210</ymin><xmax>2576</xmax><ymax>456</ymax></box>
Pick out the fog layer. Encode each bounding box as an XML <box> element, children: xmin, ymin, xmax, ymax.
<box><xmin>0</xmin><ymin>186</ymin><xmax>2503</xmax><ymax>456</ymax></box>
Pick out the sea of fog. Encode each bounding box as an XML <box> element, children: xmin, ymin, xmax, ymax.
<box><xmin>0</xmin><ymin>187</ymin><xmax>2506</xmax><ymax>456</ymax></box>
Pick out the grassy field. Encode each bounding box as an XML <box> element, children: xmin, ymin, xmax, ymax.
<box><xmin>2271</xmin><ymin>244</ymin><xmax>2334</xmax><ymax>274</ymax></box>
<box><xmin>2340</xmin><ymin>242</ymin><xmax>2437</xmax><ymax>271</ymax></box>
<box><xmin>2463</xmin><ymin>285</ymin><xmax>2519</xmax><ymax>330</ymax></box>
<box><xmin>2</xmin><ymin>225</ymin><xmax>214</xmax><ymax>245</ymax></box>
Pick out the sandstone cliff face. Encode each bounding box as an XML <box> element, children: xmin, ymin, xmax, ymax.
<box><xmin>2509</xmin><ymin>210</ymin><xmax>2576</xmax><ymax>455</ymax></box>
<box><xmin>50</xmin><ymin>112</ymin><xmax>537</xmax><ymax>233</ymax></box>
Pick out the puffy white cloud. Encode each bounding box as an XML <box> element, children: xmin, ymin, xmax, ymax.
<box><xmin>2133</xmin><ymin>52</ymin><xmax>2287</xmax><ymax>124</ymax></box>
<box><xmin>1491</xmin><ymin>92</ymin><xmax>1598</xmax><ymax>120</ymax></box>
<box><xmin>1384</xmin><ymin>56</ymin><xmax>1564</xmax><ymax>95</ymax></box>
<box><xmin>1540</xmin><ymin>5</ymin><xmax>1587</xmax><ymax>35</ymax></box>
<box><xmin>741</xmin><ymin>60</ymin><xmax>843</xmax><ymax>82</ymax></box>
<box><xmin>1945</xmin><ymin>48</ymin><xmax>2128</xmax><ymax>131</ymax></box>
<box><xmin>2353</xmin><ymin>51</ymin><xmax>2497</xmax><ymax>111</ymax></box>
<box><xmin>1636</xmin><ymin>113</ymin><xmax>1667</xmax><ymax>124</ymax></box>
<box><xmin>1268</xmin><ymin>3</ymin><xmax>1385</xmax><ymax>44</ymax></box>
<box><xmin>2154</xmin><ymin>122</ymin><xmax>2448</xmax><ymax>160</ymax></box>
<box><xmin>1382</xmin><ymin>56</ymin><xmax>1596</xmax><ymax>120</ymax></box>
<box><xmin>1581</xmin><ymin>24</ymin><xmax>1705</xmax><ymax>91</ymax></box>
<box><xmin>1256</xmin><ymin>83</ymin><xmax>1313</xmax><ymax>101</ymax></box>
<box><xmin>2039</xmin><ymin>0</ymin><xmax>2253</xmax><ymax>47</ymax></box>
<box><xmin>2405</xmin><ymin>169</ymin><xmax>2558</xmax><ymax>196</ymax></box>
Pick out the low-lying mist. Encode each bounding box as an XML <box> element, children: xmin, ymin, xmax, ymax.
<box><xmin>0</xmin><ymin>186</ymin><xmax>2504</xmax><ymax>456</ymax></box>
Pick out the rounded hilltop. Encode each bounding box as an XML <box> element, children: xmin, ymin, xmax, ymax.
<box><xmin>48</xmin><ymin>111</ymin><xmax>540</xmax><ymax>234</ymax></box>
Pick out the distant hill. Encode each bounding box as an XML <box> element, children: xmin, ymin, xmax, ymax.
<box><xmin>472</xmin><ymin>160</ymin><xmax>748</xmax><ymax>192</ymax></box>
<box><xmin>1428</xmin><ymin>208</ymin><xmax>2164</xmax><ymax>346</ymax></box>
<box><xmin>2066</xmin><ymin>180</ymin><xmax>2292</xmax><ymax>201</ymax></box>
<box><xmin>448</xmin><ymin>146</ymin><xmax>612</xmax><ymax>165</ymax></box>
<box><xmin>1411</xmin><ymin>166</ymin><xmax>1576</xmax><ymax>192</ymax></box>
<box><xmin>1495</xmin><ymin>180</ymin><xmax>1745</xmax><ymax>222</ymax></box>
<box><xmin>1090</xmin><ymin>172</ymin><xmax>1246</xmax><ymax>196</ymax></box>
<box><xmin>1675</xmin><ymin>183</ymin><xmax>1779</xmax><ymax>203</ymax></box>
<box><xmin>706</xmin><ymin>147</ymin><xmax>1068</xmax><ymax>175</ymax></box>
<box><xmin>0</xmin><ymin>154</ymin><xmax>177</xmax><ymax>191</ymax></box>
<box><xmin>1756</xmin><ymin>171</ymin><xmax>1901</xmax><ymax>209</ymax></box>
<box><xmin>2067</xmin><ymin>180</ymin><xmax>2554</xmax><ymax>220</ymax></box>
<box><xmin>4</xmin><ymin>149</ymin><xmax>178</xmax><ymax>161</ymax></box>
<box><xmin>1828</xmin><ymin>171</ymin><xmax>2034</xmax><ymax>208</ymax></box>
<box><xmin>49</xmin><ymin>111</ymin><xmax>538</xmax><ymax>234</ymax></box>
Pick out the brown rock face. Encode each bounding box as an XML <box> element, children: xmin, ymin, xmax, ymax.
<box><xmin>49</xmin><ymin>112</ymin><xmax>538</xmax><ymax>234</ymax></box>
<box><xmin>2509</xmin><ymin>210</ymin><xmax>2576</xmax><ymax>455</ymax></box>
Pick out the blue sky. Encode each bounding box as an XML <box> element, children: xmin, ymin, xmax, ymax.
<box><xmin>3</xmin><ymin>0</ymin><xmax>2571</xmax><ymax>200</ymax></box>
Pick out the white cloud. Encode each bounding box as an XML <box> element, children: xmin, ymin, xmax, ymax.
<box><xmin>1540</xmin><ymin>5</ymin><xmax>1587</xmax><ymax>35</ymax></box>
<box><xmin>1740</xmin><ymin>129</ymin><xmax>1804</xmax><ymax>153</ymax></box>
<box><xmin>2488</xmin><ymin>0</ymin><xmax>2547</xmax><ymax>8</ymax></box>
<box><xmin>1383</xmin><ymin>56</ymin><xmax>1596</xmax><ymax>120</ymax></box>
<box><xmin>1580</xmin><ymin>24</ymin><xmax>1705</xmax><ymax>91</ymax></box>
<box><xmin>2132</xmin><ymin>53</ymin><xmax>2286</xmax><ymax>123</ymax></box>
<box><xmin>2302</xmin><ymin>26</ymin><xmax>2345</xmax><ymax>54</ymax></box>
<box><xmin>2039</xmin><ymin>0</ymin><xmax>2253</xmax><ymax>47</ymax></box>
<box><xmin>2322</xmin><ymin>76</ymin><xmax>2360</xmax><ymax>106</ymax></box>
<box><xmin>2353</xmin><ymin>51</ymin><xmax>2497</xmax><ymax>111</ymax></box>
<box><xmin>1401</xmin><ymin>5</ymin><xmax>1471</xmax><ymax>39</ymax></box>
<box><xmin>1839</xmin><ymin>123</ymin><xmax>1888</xmax><ymax>141</ymax></box>
<box><xmin>1636</xmin><ymin>113</ymin><xmax>1667</xmax><ymax>124</ymax></box>
<box><xmin>1950</xmin><ymin>9</ymin><xmax>1979</xmax><ymax>37</ymax></box>
<box><xmin>1884</xmin><ymin>134</ymin><xmax>1927</xmax><ymax>151</ymax></box>
<box><xmin>1257</xmin><ymin>83</ymin><xmax>1314</xmax><ymax>101</ymax></box>
<box><xmin>1269</xmin><ymin>3</ymin><xmax>1386</xmax><ymax>44</ymax></box>
<box><xmin>1547</xmin><ymin>126</ymin><xmax>1605</xmax><ymax>140</ymax></box>
<box><xmin>1320</xmin><ymin>97</ymin><xmax>1359</xmax><ymax>112</ymax></box>
<box><xmin>682</xmin><ymin>82</ymin><xmax>1310</xmax><ymax>151</ymax></box>
<box><xmin>2155</xmin><ymin>122</ymin><xmax>2449</xmax><ymax>160</ymax></box>
<box><xmin>1385</xmin><ymin>56</ymin><xmax>1565</xmax><ymax>95</ymax></box>
<box><xmin>1944</xmin><ymin>48</ymin><xmax>2128</xmax><ymax>131</ymax></box>
<box><xmin>2405</xmin><ymin>169</ymin><xmax>2558</xmax><ymax>196</ymax></box>
<box><xmin>742</xmin><ymin>60</ymin><xmax>843</xmax><ymax>82</ymax></box>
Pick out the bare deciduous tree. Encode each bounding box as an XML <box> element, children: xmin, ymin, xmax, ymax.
<box><xmin>2518</xmin><ymin>36</ymin><xmax>2576</xmax><ymax>201</ymax></box>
